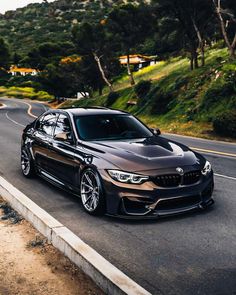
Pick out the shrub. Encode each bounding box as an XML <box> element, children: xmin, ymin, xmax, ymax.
<box><xmin>201</xmin><ymin>78</ymin><xmax>235</xmax><ymax>110</ymax></box>
<box><xmin>135</xmin><ymin>80</ymin><xmax>152</xmax><ymax>99</ymax></box>
<box><xmin>213</xmin><ymin>111</ymin><xmax>236</xmax><ymax>138</ymax></box>
<box><xmin>106</xmin><ymin>91</ymin><xmax>119</xmax><ymax>107</ymax></box>
<box><xmin>150</xmin><ymin>91</ymin><xmax>174</xmax><ymax>115</ymax></box>
<box><xmin>4</xmin><ymin>86</ymin><xmax>53</xmax><ymax>101</ymax></box>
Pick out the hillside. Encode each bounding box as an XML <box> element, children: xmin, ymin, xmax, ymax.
<box><xmin>0</xmin><ymin>0</ymin><xmax>122</xmax><ymax>55</ymax></box>
<box><xmin>62</xmin><ymin>48</ymin><xmax>236</xmax><ymax>140</ymax></box>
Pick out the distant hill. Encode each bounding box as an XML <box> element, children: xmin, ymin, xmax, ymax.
<box><xmin>0</xmin><ymin>0</ymin><xmax>124</xmax><ymax>56</ymax></box>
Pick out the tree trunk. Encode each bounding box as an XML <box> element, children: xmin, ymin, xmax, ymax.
<box><xmin>194</xmin><ymin>51</ymin><xmax>199</xmax><ymax>69</ymax></box>
<box><xmin>200</xmin><ymin>45</ymin><xmax>205</xmax><ymax>66</ymax></box>
<box><xmin>127</xmin><ymin>53</ymin><xmax>135</xmax><ymax>86</ymax></box>
<box><xmin>192</xmin><ymin>17</ymin><xmax>205</xmax><ymax>67</ymax></box>
<box><xmin>190</xmin><ymin>53</ymin><xmax>194</xmax><ymax>71</ymax></box>
<box><xmin>213</xmin><ymin>0</ymin><xmax>236</xmax><ymax>59</ymax></box>
<box><xmin>93</xmin><ymin>53</ymin><xmax>113</xmax><ymax>92</ymax></box>
<box><xmin>190</xmin><ymin>48</ymin><xmax>198</xmax><ymax>70</ymax></box>
<box><xmin>230</xmin><ymin>33</ymin><xmax>236</xmax><ymax>58</ymax></box>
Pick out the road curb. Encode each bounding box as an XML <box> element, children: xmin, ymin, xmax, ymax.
<box><xmin>0</xmin><ymin>176</ymin><xmax>151</xmax><ymax>295</ymax></box>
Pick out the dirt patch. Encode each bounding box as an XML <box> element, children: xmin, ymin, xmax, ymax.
<box><xmin>0</xmin><ymin>197</ymin><xmax>103</xmax><ymax>295</ymax></box>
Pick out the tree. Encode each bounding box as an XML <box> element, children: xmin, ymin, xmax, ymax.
<box><xmin>108</xmin><ymin>3</ymin><xmax>154</xmax><ymax>85</ymax></box>
<box><xmin>39</xmin><ymin>55</ymin><xmax>105</xmax><ymax>98</ymax></box>
<box><xmin>190</xmin><ymin>0</ymin><xmax>213</xmax><ymax>66</ymax></box>
<box><xmin>152</xmin><ymin>0</ymin><xmax>213</xmax><ymax>69</ymax></box>
<box><xmin>72</xmin><ymin>23</ymin><xmax>114</xmax><ymax>92</ymax></box>
<box><xmin>25</xmin><ymin>41</ymin><xmax>75</xmax><ymax>70</ymax></box>
<box><xmin>13</xmin><ymin>52</ymin><xmax>22</xmax><ymax>66</ymax></box>
<box><xmin>0</xmin><ymin>38</ymin><xmax>10</xmax><ymax>69</ymax></box>
<box><xmin>212</xmin><ymin>0</ymin><xmax>236</xmax><ymax>58</ymax></box>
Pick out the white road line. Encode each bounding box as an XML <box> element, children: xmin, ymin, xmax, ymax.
<box><xmin>215</xmin><ymin>173</ymin><xmax>236</xmax><ymax>181</ymax></box>
<box><xmin>5</xmin><ymin>111</ymin><xmax>25</xmax><ymax>128</ymax></box>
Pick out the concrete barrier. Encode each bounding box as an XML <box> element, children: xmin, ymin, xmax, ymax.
<box><xmin>0</xmin><ymin>176</ymin><xmax>151</xmax><ymax>295</ymax></box>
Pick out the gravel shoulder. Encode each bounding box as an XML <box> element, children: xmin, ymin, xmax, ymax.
<box><xmin>0</xmin><ymin>197</ymin><xmax>103</xmax><ymax>295</ymax></box>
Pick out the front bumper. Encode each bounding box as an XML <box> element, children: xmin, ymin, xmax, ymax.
<box><xmin>99</xmin><ymin>170</ymin><xmax>214</xmax><ymax>219</ymax></box>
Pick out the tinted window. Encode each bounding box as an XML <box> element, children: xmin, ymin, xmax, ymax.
<box><xmin>37</xmin><ymin>113</ymin><xmax>58</xmax><ymax>136</ymax></box>
<box><xmin>54</xmin><ymin>114</ymin><xmax>72</xmax><ymax>136</ymax></box>
<box><xmin>74</xmin><ymin>115</ymin><xmax>153</xmax><ymax>141</ymax></box>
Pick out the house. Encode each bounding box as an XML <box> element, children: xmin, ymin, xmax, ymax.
<box><xmin>119</xmin><ymin>54</ymin><xmax>157</xmax><ymax>71</ymax></box>
<box><xmin>9</xmin><ymin>66</ymin><xmax>39</xmax><ymax>76</ymax></box>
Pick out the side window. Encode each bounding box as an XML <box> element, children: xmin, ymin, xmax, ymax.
<box><xmin>38</xmin><ymin>113</ymin><xmax>58</xmax><ymax>136</ymax></box>
<box><xmin>54</xmin><ymin>114</ymin><xmax>72</xmax><ymax>137</ymax></box>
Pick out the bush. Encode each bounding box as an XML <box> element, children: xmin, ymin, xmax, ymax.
<box><xmin>150</xmin><ymin>91</ymin><xmax>174</xmax><ymax>115</ymax></box>
<box><xmin>201</xmin><ymin>78</ymin><xmax>235</xmax><ymax>110</ymax></box>
<box><xmin>213</xmin><ymin>111</ymin><xmax>236</xmax><ymax>138</ymax></box>
<box><xmin>135</xmin><ymin>80</ymin><xmax>152</xmax><ymax>99</ymax></box>
<box><xmin>106</xmin><ymin>91</ymin><xmax>119</xmax><ymax>107</ymax></box>
<box><xmin>4</xmin><ymin>86</ymin><xmax>53</xmax><ymax>101</ymax></box>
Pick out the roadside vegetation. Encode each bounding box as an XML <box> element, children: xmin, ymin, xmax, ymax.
<box><xmin>62</xmin><ymin>48</ymin><xmax>236</xmax><ymax>140</ymax></box>
<box><xmin>0</xmin><ymin>86</ymin><xmax>53</xmax><ymax>101</ymax></box>
<box><xmin>0</xmin><ymin>0</ymin><xmax>235</xmax><ymax>139</ymax></box>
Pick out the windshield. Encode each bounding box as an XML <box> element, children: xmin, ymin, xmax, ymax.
<box><xmin>74</xmin><ymin>114</ymin><xmax>153</xmax><ymax>141</ymax></box>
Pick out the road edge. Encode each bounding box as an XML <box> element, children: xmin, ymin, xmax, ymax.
<box><xmin>0</xmin><ymin>176</ymin><xmax>151</xmax><ymax>295</ymax></box>
<box><xmin>0</xmin><ymin>103</ymin><xmax>6</xmax><ymax>109</ymax></box>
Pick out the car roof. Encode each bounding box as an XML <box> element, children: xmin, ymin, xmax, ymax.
<box><xmin>55</xmin><ymin>107</ymin><xmax>128</xmax><ymax>117</ymax></box>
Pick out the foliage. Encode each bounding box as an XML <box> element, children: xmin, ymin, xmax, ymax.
<box><xmin>213</xmin><ymin>111</ymin><xmax>236</xmax><ymax>138</ymax></box>
<box><xmin>135</xmin><ymin>80</ymin><xmax>152</xmax><ymax>98</ymax></box>
<box><xmin>108</xmin><ymin>3</ymin><xmax>154</xmax><ymax>84</ymax></box>
<box><xmin>1</xmin><ymin>86</ymin><xmax>53</xmax><ymax>101</ymax></box>
<box><xmin>106</xmin><ymin>92</ymin><xmax>120</xmax><ymax>107</ymax></box>
<box><xmin>23</xmin><ymin>41</ymin><xmax>75</xmax><ymax>70</ymax></box>
<box><xmin>72</xmin><ymin>22</ymin><xmax>120</xmax><ymax>91</ymax></box>
<box><xmin>64</xmin><ymin>48</ymin><xmax>236</xmax><ymax>139</ymax></box>
<box><xmin>150</xmin><ymin>90</ymin><xmax>174</xmax><ymax>115</ymax></box>
<box><xmin>0</xmin><ymin>38</ymin><xmax>10</xmax><ymax>68</ymax></box>
<box><xmin>0</xmin><ymin>0</ymin><xmax>118</xmax><ymax>56</ymax></box>
<box><xmin>134</xmin><ymin>80</ymin><xmax>152</xmax><ymax>106</ymax></box>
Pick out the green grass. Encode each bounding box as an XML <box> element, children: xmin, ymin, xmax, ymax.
<box><xmin>62</xmin><ymin>48</ymin><xmax>236</xmax><ymax>141</ymax></box>
<box><xmin>0</xmin><ymin>86</ymin><xmax>54</xmax><ymax>101</ymax></box>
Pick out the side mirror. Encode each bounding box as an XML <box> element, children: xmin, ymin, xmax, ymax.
<box><xmin>54</xmin><ymin>132</ymin><xmax>67</xmax><ymax>141</ymax></box>
<box><xmin>150</xmin><ymin>128</ymin><xmax>161</xmax><ymax>136</ymax></box>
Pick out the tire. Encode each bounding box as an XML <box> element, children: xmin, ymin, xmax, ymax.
<box><xmin>21</xmin><ymin>148</ymin><xmax>35</xmax><ymax>178</ymax></box>
<box><xmin>80</xmin><ymin>168</ymin><xmax>105</xmax><ymax>216</ymax></box>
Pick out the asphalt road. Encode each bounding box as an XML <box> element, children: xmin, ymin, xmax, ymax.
<box><xmin>0</xmin><ymin>97</ymin><xmax>236</xmax><ymax>295</ymax></box>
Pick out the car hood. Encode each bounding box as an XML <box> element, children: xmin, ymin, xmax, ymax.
<box><xmin>81</xmin><ymin>136</ymin><xmax>203</xmax><ymax>172</ymax></box>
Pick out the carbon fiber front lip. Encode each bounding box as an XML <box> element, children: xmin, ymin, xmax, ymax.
<box><xmin>107</xmin><ymin>198</ymin><xmax>214</xmax><ymax>220</ymax></box>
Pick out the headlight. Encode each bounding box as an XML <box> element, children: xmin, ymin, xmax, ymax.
<box><xmin>201</xmin><ymin>160</ymin><xmax>212</xmax><ymax>176</ymax></box>
<box><xmin>107</xmin><ymin>170</ymin><xmax>149</xmax><ymax>184</ymax></box>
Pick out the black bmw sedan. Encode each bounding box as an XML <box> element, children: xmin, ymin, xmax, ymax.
<box><xmin>21</xmin><ymin>108</ymin><xmax>214</xmax><ymax>218</ymax></box>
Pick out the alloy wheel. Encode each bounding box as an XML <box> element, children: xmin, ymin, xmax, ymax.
<box><xmin>21</xmin><ymin>150</ymin><xmax>31</xmax><ymax>176</ymax></box>
<box><xmin>81</xmin><ymin>170</ymin><xmax>100</xmax><ymax>212</ymax></box>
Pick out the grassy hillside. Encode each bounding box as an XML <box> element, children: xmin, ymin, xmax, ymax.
<box><xmin>62</xmin><ymin>48</ymin><xmax>236</xmax><ymax>140</ymax></box>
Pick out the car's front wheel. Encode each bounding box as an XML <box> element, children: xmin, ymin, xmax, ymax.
<box><xmin>80</xmin><ymin>168</ymin><xmax>105</xmax><ymax>215</ymax></box>
<box><xmin>21</xmin><ymin>148</ymin><xmax>35</xmax><ymax>178</ymax></box>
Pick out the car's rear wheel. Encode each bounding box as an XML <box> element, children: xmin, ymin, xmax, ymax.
<box><xmin>80</xmin><ymin>168</ymin><xmax>105</xmax><ymax>215</ymax></box>
<box><xmin>21</xmin><ymin>148</ymin><xmax>35</xmax><ymax>178</ymax></box>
